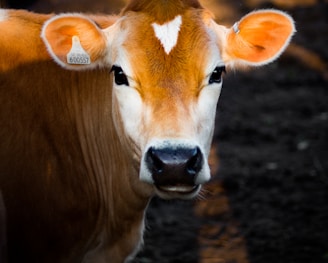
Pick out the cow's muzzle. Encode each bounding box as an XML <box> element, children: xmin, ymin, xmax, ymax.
<box><xmin>143</xmin><ymin>144</ymin><xmax>205</xmax><ymax>199</ymax></box>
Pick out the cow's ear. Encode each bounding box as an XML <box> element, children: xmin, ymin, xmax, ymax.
<box><xmin>41</xmin><ymin>14</ymin><xmax>108</xmax><ymax>69</ymax></box>
<box><xmin>215</xmin><ymin>10</ymin><xmax>295</xmax><ymax>67</ymax></box>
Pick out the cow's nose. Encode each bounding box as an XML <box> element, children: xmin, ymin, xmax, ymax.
<box><xmin>145</xmin><ymin>146</ymin><xmax>203</xmax><ymax>186</ymax></box>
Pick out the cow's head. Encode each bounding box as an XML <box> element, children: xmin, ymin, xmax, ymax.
<box><xmin>41</xmin><ymin>0</ymin><xmax>295</xmax><ymax>199</ymax></box>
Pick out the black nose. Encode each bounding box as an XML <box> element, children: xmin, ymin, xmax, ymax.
<box><xmin>145</xmin><ymin>146</ymin><xmax>203</xmax><ymax>186</ymax></box>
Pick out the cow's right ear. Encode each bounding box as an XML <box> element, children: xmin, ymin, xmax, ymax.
<box><xmin>41</xmin><ymin>14</ymin><xmax>108</xmax><ymax>69</ymax></box>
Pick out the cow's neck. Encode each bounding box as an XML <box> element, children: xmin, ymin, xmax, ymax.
<box><xmin>64</xmin><ymin>69</ymin><xmax>152</xmax><ymax>260</ymax></box>
<box><xmin>31</xmin><ymin>65</ymin><xmax>152</xmax><ymax>260</ymax></box>
<box><xmin>76</xmin><ymin>138</ymin><xmax>150</xmax><ymax>262</ymax></box>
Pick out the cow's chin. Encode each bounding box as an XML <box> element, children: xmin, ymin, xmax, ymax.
<box><xmin>154</xmin><ymin>184</ymin><xmax>201</xmax><ymax>200</ymax></box>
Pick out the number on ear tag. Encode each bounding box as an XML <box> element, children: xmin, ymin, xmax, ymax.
<box><xmin>67</xmin><ymin>36</ymin><xmax>91</xmax><ymax>65</ymax></box>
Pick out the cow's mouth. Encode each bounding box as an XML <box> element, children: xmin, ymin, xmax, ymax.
<box><xmin>154</xmin><ymin>184</ymin><xmax>201</xmax><ymax>199</ymax></box>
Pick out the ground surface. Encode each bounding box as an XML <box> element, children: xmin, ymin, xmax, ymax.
<box><xmin>3</xmin><ymin>0</ymin><xmax>328</xmax><ymax>262</ymax></box>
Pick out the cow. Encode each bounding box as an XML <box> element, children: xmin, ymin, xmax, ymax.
<box><xmin>0</xmin><ymin>1</ymin><xmax>295</xmax><ymax>262</ymax></box>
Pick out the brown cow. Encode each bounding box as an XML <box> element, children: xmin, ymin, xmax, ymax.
<box><xmin>0</xmin><ymin>1</ymin><xmax>295</xmax><ymax>262</ymax></box>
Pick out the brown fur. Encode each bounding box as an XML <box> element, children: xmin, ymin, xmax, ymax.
<box><xmin>123</xmin><ymin>0</ymin><xmax>202</xmax><ymax>23</ymax></box>
<box><xmin>0</xmin><ymin>9</ymin><xmax>151</xmax><ymax>263</ymax></box>
<box><xmin>119</xmin><ymin>8</ymin><xmax>212</xmax><ymax>140</ymax></box>
<box><xmin>0</xmin><ymin>2</ymin><xmax>295</xmax><ymax>262</ymax></box>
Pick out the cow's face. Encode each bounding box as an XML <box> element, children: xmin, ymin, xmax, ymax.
<box><xmin>42</xmin><ymin>6</ymin><xmax>295</xmax><ymax>199</ymax></box>
<box><xmin>107</xmin><ymin>10</ymin><xmax>224</xmax><ymax>199</ymax></box>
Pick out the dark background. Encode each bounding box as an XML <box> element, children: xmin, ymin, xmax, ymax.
<box><xmin>2</xmin><ymin>0</ymin><xmax>327</xmax><ymax>262</ymax></box>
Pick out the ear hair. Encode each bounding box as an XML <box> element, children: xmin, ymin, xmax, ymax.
<box><xmin>41</xmin><ymin>13</ymin><xmax>108</xmax><ymax>70</ymax></box>
<box><xmin>219</xmin><ymin>9</ymin><xmax>296</xmax><ymax>67</ymax></box>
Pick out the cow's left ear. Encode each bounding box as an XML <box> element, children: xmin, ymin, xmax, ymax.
<box><xmin>41</xmin><ymin>14</ymin><xmax>108</xmax><ymax>69</ymax></box>
<box><xmin>213</xmin><ymin>10</ymin><xmax>296</xmax><ymax>67</ymax></box>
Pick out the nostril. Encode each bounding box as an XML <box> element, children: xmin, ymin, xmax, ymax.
<box><xmin>146</xmin><ymin>147</ymin><xmax>164</xmax><ymax>174</ymax></box>
<box><xmin>145</xmin><ymin>145</ymin><xmax>204</xmax><ymax>187</ymax></box>
<box><xmin>186</xmin><ymin>147</ymin><xmax>203</xmax><ymax>175</ymax></box>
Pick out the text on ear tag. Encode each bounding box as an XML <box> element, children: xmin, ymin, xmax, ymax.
<box><xmin>67</xmin><ymin>36</ymin><xmax>91</xmax><ymax>65</ymax></box>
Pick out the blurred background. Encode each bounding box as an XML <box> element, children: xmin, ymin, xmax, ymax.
<box><xmin>1</xmin><ymin>0</ymin><xmax>327</xmax><ymax>262</ymax></box>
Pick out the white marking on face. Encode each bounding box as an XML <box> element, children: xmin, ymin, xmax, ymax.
<box><xmin>110</xmin><ymin>44</ymin><xmax>148</xmax><ymax>151</ymax></box>
<box><xmin>0</xmin><ymin>9</ymin><xmax>8</xmax><ymax>22</ymax></box>
<box><xmin>194</xmin><ymin>77</ymin><xmax>222</xmax><ymax>156</ymax></box>
<box><xmin>152</xmin><ymin>15</ymin><xmax>182</xmax><ymax>54</ymax></box>
<box><xmin>113</xmin><ymin>80</ymin><xmax>144</xmax><ymax>145</ymax></box>
<box><xmin>183</xmin><ymin>36</ymin><xmax>224</xmax><ymax>161</ymax></box>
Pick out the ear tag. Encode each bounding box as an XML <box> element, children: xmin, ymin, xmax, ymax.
<box><xmin>67</xmin><ymin>36</ymin><xmax>91</xmax><ymax>65</ymax></box>
<box><xmin>233</xmin><ymin>22</ymin><xmax>240</xmax><ymax>34</ymax></box>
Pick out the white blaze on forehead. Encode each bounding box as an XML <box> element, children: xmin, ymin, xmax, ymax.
<box><xmin>152</xmin><ymin>15</ymin><xmax>182</xmax><ymax>54</ymax></box>
<box><xmin>0</xmin><ymin>9</ymin><xmax>8</xmax><ymax>22</ymax></box>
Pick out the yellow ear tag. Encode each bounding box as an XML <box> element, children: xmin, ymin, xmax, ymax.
<box><xmin>67</xmin><ymin>36</ymin><xmax>91</xmax><ymax>65</ymax></box>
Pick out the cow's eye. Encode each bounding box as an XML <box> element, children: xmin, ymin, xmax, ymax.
<box><xmin>111</xmin><ymin>65</ymin><xmax>129</xmax><ymax>86</ymax></box>
<box><xmin>209</xmin><ymin>66</ymin><xmax>226</xmax><ymax>84</ymax></box>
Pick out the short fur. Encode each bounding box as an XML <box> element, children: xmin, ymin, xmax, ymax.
<box><xmin>0</xmin><ymin>9</ymin><xmax>151</xmax><ymax>263</ymax></box>
<box><xmin>0</xmin><ymin>1</ymin><xmax>295</xmax><ymax>262</ymax></box>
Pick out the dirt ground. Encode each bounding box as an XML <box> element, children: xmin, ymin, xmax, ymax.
<box><xmin>3</xmin><ymin>0</ymin><xmax>328</xmax><ymax>262</ymax></box>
